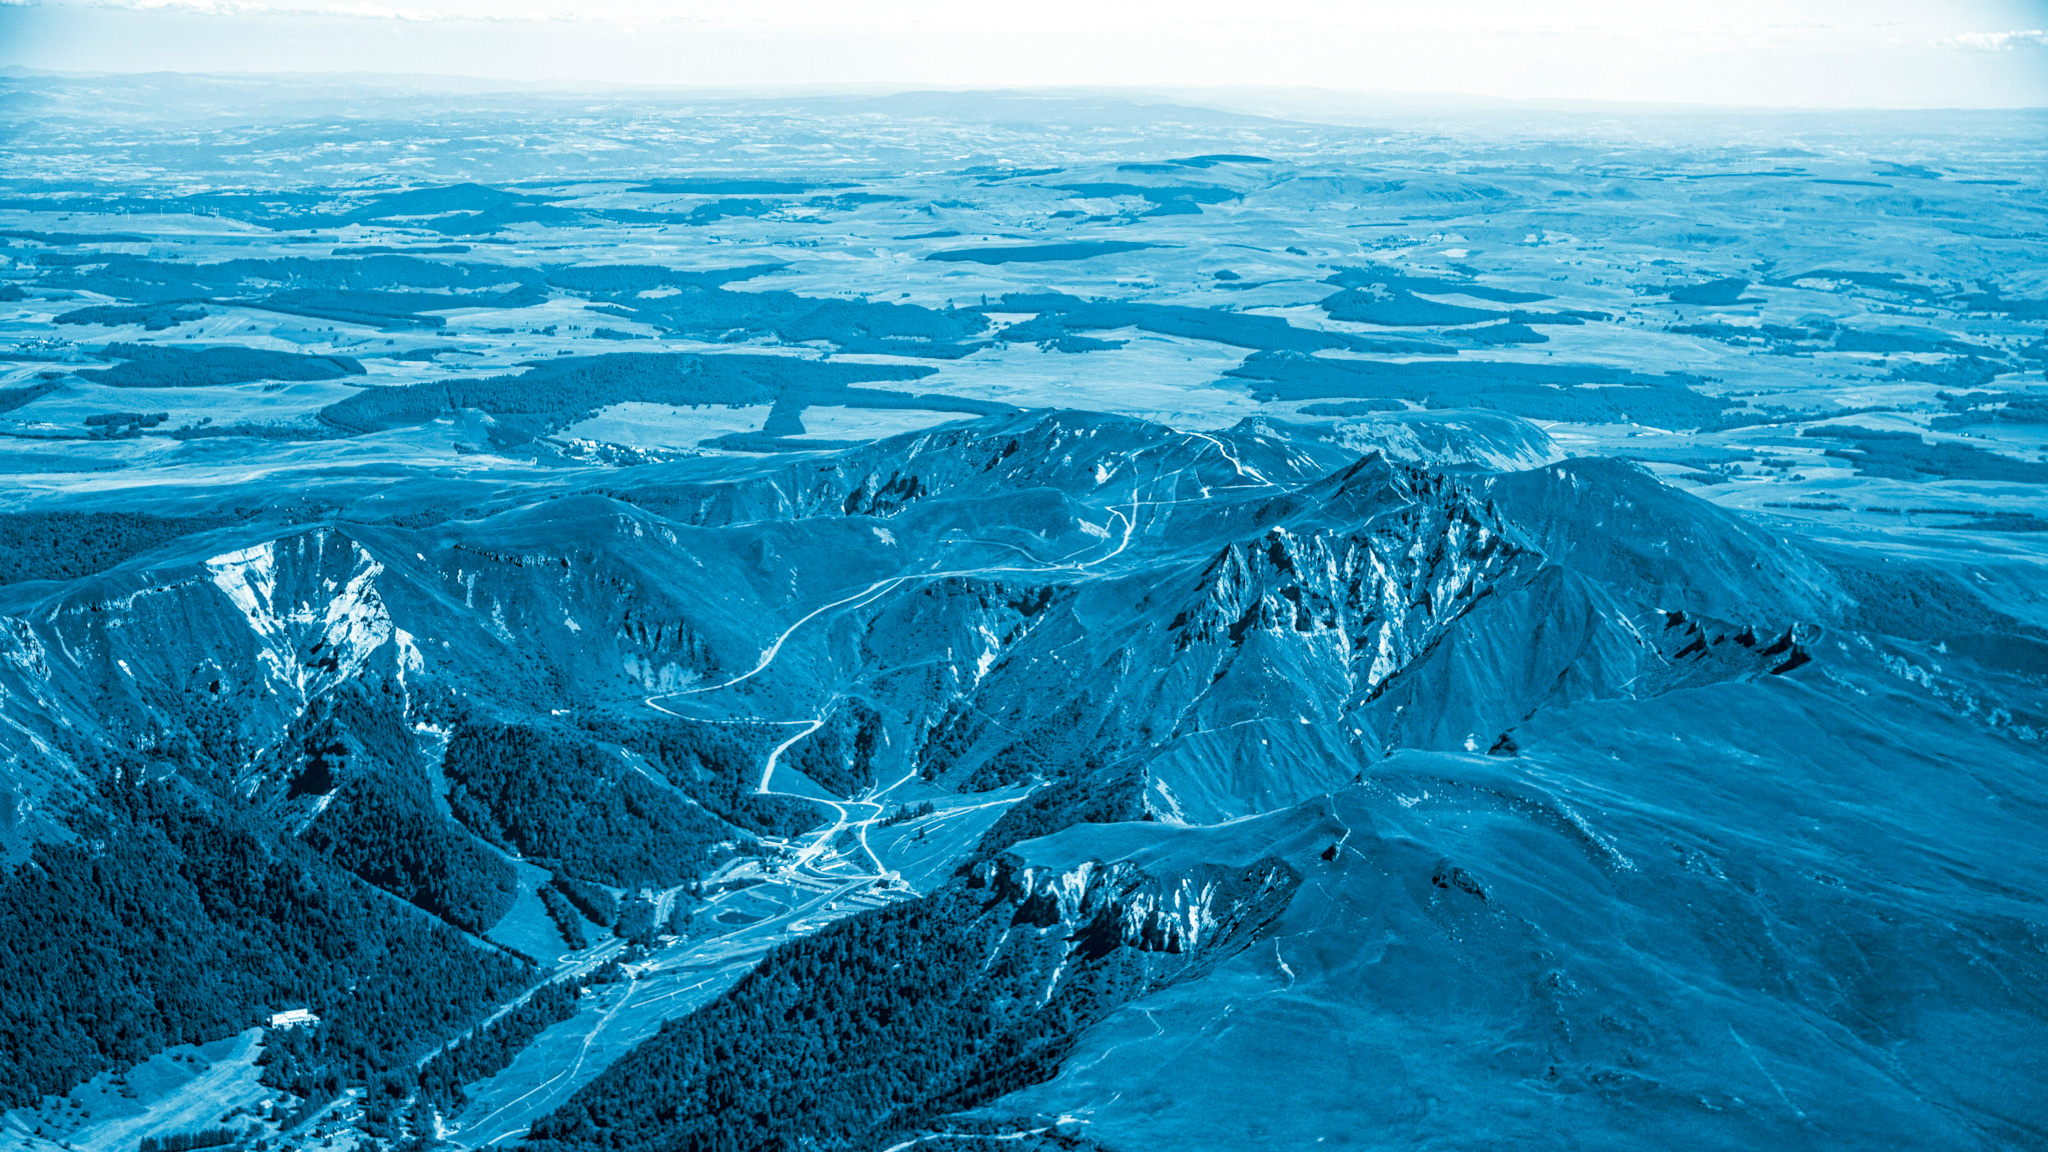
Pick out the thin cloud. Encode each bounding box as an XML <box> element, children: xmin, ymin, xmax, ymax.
<box><xmin>86</xmin><ymin>0</ymin><xmax>618</xmax><ymax>18</ymax></box>
<box><xmin>1939</xmin><ymin>28</ymin><xmax>2048</xmax><ymax>49</ymax></box>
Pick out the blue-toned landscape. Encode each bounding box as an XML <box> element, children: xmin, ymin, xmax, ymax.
<box><xmin>0</xmin><ymin>69</ymin><xmax>2044</xmax><ymax>1152</ymax></box>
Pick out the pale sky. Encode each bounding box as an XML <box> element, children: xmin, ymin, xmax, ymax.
<box><xmin>1</xmin><ymin>0</ymin><xmax>2045</xmax><ymax>108</ymax></box>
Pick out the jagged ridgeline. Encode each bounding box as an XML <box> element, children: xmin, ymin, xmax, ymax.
<box><xmin>0</xmin><ymin>409</ymin><xmax>2040</xmax><ymax>1146</ymax></box>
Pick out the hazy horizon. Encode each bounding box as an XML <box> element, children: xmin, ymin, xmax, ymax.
<box><xmin>3</xmin><ymin>0</ymin><xmax>2046</xmax><ymax>110</ymax></box>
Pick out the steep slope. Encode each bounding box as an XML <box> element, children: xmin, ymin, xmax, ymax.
<box><xmin>521</xmin><ymin>847</ymin><xmax>1300</xmax><ymax>1152</ymax></box>
<box><xmin>977</xmin><ymin>644</ymin><xmax>2048</xmax><ymax>1150</ymax></box>
<box><xmin>0</xmin><ymin>408</ymin><xmax>2040</xmax><ymax>1150</ymax></box>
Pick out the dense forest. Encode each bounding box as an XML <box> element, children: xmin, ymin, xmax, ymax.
<box><xmin>0</xmin><ymin>510</ymin><xmax>232</xmax><ymax>586</ymax></box>
<box><xmin>522</xmin><ymin>852</ymin><xmax>1298</xmax><ymax>1152</ymax></box>
<box><xmin>0</xmin><ymin>761</ymin><xmax>533</xmax><ymax>1109</ymax></box>
<box><xmin>272</xmin><ymin>682</ymin><xmax>521</xmax><ymax>941</ymax></box>
<box><xmin>781</xmin><ymin>699</ymin><xmax>885</xmax><ymax>798</ymax></box>
<box><xmin>442</xmin><ymin>722</ymin><xmax>729</xmax><ymax>890</ymax></box>
<box><xmin>300</xmin><ymin>767</ymin><xmax>519</xmax><ymax>935</ymax></box>
<box><xmin>581</xmin><ymin>715</ymin><xmax>823</xmax><ymax>839</ymax></box>
<box><xmin>522</xmin><ymin>885</ymin><xmax>1097</xmax><ymax>1152</ymax></box>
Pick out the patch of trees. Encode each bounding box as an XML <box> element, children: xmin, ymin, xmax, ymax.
<box><xmin>541</xmin><ymin>262</ymin><xmax>783</xmax><ymax>295</ymax></box>
<box><xmin>613</xmin><ymin>894</ymin><xmax>659</xmax><ymax>944</ymax></box>
<box><xmin>1667</xmin><ymin>277</ymin><xmax>1751</xmax><ymax>305</ymax></box>
<box><xmin>967</xmin><ymin>766</ymin><xmax>1146</xmax><ymax>868</ymax></box>
<box><xmin>969</xmin><ymin>696</ymin><xmax>1112</xmax><ymax>794</ymax></box>
<box><xmin>84</xmin><ymin>410</ymin><xmax>169</xmax><ymax>438</ymax></box>
<box><xmin>1932</xmin><ymin>389</ymin><xmax>2048</xmax><ymax>430</ymax></box>
<box><xmin>1042</xmin><ymin>181</ymin><xmax>1238</xmax><ymax>214</ymax></box>
<box><xmin>1885</xmin><ymin>355</ymin><xmax>2005</xmax><ymax>390</ymax></box>
<box><xmin>256</xmin><ymin>285</ymin><xmax>546</xmax><ymax>329</ymax></box>
<box><xmin>631</xmin><ymin>179</ymin><xmax>838</xmax><ymax>194</ymax></box>
<box><xmin>0</xmin><ymin>380</ymin><xmax>58</xmax><ymax>413</ymax></box>
<box><xmin>608</xmin><ymin>284</ymin><xmax>990</xmax><ymax>358</ymax></box>
<box><xmin>317</xmin><ymin>352</ymin><xmax>936</xmax><ymax>434</ymax></box>
<box><xmin>348</xmin><ymin>183</ymin><xmax>537</xmax><ymax>221</ymax></box>
<box><xmin>169</xmin><ymin>422</ymin><xmax>345</xmax><ymax>442</ymax></box>
<box><xmin>79</xmin><ymin>343</ymin><xmax>364</xmax><ymax>388</ymax></box>
<box><xmin>581</xmin><ymin>715</ymin><xmax>823</xmax><ymax>839</ymax></box>
<box><xmin>0</xmin><ymin>764</ymin><xmax>532</xmax><ymax>1109</ymax></box>
<box><xmin>1321</xmin><ymin>265</ymin><xmax>1552</xmax><ymax>303</ymax></box>
<box><xmin>1800</xmin><ymin>425</ymin><xmax>2048</xmax><ymax>483</ymax></box>
<box><xmin>0</xmin><ymin>510</ymin><xmax>231</xmax><ymax>585</ymax></box>
<box><xmin>784</xmin><ymin>699</ymin><xmax>885</xmax><ymax>797</ymax></box>
<box><xmin>331</xmin><ymin>245</ymin><xmax>472</xmax><ymax>256</ymax></box>
<box><xmin>916</xmin><ymin>689</ymin><xmax>1112</xmax><ymax>795</ymax></box>
<box><xmin>550</xmin><ymin>875</ymin><xmax>619</xmax><ymax>927</ymax></box>
<box><xmin>1223</xmin><ymin>349</ymin><xmax>1745</xmax><ymax>430</ymax></box>
<box><xmin>537</xmin><ymin>884</ymin><xmax>590</xmax><ymax>951</ymax></box>
<box><xmin>925</xmin><ymin>240</ymin><xmax>1158</xmax><ymax>264</ymax></box>
<box><xmin>139</xmin><ymin>1127</ymin><xmax>246</xmax><ymax>1152</ymax></box>
<box><xmin>255</xmin><ymin>932</ymin><xmax>533</xmax><ymax>1103</ymax></box>
<box><xmin>442</xmin><ymin>722</ymin><xmax>726</xmax><ymax>890</ymax></box>
<box><xmin>879</xmin><ymin>801</ymin><xmax>935</xmax><ymax>827</ymax></box>
<box><xmin>376</xmin><ymin>962</ymin><xmax>628</xmax><ymax>1138</ymax></box>
<box><xmin>982</xmin><ymin>290</ymin><xmax>1443</xmax><ymax>356</ymax></box>
<box><xmin>1670</xmin><ymin>320</ymin><xmax>1820</xmax><ymax>346</ymax></box>
<box><xmin>248</xmin><ymin>290</ymin><xmax>457</xmax><ymax>330</ymax></box>
<box><xmin>31</xmin><ymin>250</ymin><xmax>122</xmax><ymax>267</ymax></box>
<box><xmin>55</xmin><ymin>304</ymin><xmax>206</xmax><ymax>330</ymax></box>
<box><xmin>0</xmin><ymin>228</ymin><xmax>153</xmax><ymax>246</ymax></box>
<box><xmin>421</xmin><ymin>201</ymin><xmax>586</xmax><ymax>236</ymax></box>
<box><xmin>1320</xmin><ymin>287</ymin><xmax>1503</xmax><ymax>326</ymax></box>
<box><xmin>1831</xmin><ymin>328</ymin><xmax>1983</xmax><ymax>355</ymax></box>
<box><xmin>1950</xmin><ymin>290</ymin><xmax>2048</xmax><ymax>320</ymax></box>
<box><xmin>590</xmin><ymin>197</ymin><xmax>776</xmax><ymax>228</ymax></box>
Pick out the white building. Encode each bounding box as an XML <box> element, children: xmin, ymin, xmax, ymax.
<box><xmin>268</xmin><ymin>1008</ymin><xmax>319</xmax><ymax>1030</ymax></box>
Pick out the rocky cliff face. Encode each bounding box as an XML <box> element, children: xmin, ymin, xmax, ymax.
<box><xmin>971</xmin><ymin>851</ymin><xmax>1301</xmax><ymax>972</ymax></box>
